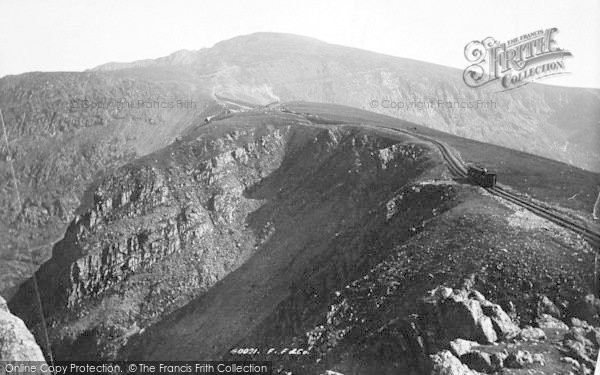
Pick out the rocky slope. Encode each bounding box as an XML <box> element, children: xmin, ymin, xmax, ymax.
<box><xmin>9</xmin><ymin>108</ymin><xmax>446</xmax><ymax>360</ymax></box>
<box><xmin>0</xmin><ymin>72</ymin><xmax>216</xmax><ymax>298</ymax></box>
<box><xmin>222</xmin><ymin>173</ymin><xmax>599</xmax><ymax>374</ymax></box>
<box><xmin>9</xmin><ymin>105</ymin><xmax>599</xmax><ymax>375</ymax></box>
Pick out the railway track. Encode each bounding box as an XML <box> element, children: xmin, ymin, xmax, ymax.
<box><xmin>377</xmin><ymin>125</ymin><xmax>600</xmax><ymax>247</ymax></box>
<box><xmin>276</xmin><ymin>106</ymin><xmax>600</xmax><ymax>246</ymax></box>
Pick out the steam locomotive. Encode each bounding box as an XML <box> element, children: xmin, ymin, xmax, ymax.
<box><xmin>467</xmin><ymin>165</ymin><xmax>497</xmax><ymax>188</ymax></box>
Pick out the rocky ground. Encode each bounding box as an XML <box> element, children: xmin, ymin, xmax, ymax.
<box><xmin>427</xmin><ymin>287</ymin><xmax>600</xmax><ymax>375</ymax></box>
<box><xmin>226</xmin><ymin>182</ymin><xmax>599</xmax><ymax>374</ymax></box>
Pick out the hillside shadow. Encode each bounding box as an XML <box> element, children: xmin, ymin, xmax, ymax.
<box><xmin>120</xmin><ymin>125</ymin><xmax>453</xmax><ymax>360</ymax></box>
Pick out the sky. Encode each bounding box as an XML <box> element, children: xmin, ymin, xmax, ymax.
<box><xmin>1</xmin><ymin>0</ymin><xmax>599</xmax><ymax>88</ymax></box>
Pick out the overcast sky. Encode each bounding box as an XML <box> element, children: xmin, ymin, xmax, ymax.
<box><xmin>1</xmin><ymin>0</ymin><xmax>599</xmax><ymax>88</ymax></box>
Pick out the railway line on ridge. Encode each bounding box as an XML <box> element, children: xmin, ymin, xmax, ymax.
<box><xmin>378</xmin><ymin>124</ymin><xmax>600</xmax><ymax>247</ymax></box>
<box><xmin>273</xmin><ymin>105</ymin><xmax>600</xmax><ymax>248</ymax></box>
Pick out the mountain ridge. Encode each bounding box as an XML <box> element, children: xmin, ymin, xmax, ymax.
<box><xmin>88</xmin><ymin>32</ymin><xmax>600</xmax><ymax>173</ymax></box>
<box><xmin>8</xmin><ymin>104</ymin><xmax>598</xmax><ymax>372</ymax></box>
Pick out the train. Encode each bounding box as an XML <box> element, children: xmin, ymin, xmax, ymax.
<box><xmin>467</xmin><ymin>165</ymin><xmax>497</xmax><ymax>188</ymax></box>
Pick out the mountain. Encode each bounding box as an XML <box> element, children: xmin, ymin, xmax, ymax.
<box><xmin>2</xmin><ymin>33</ymin><xmax>598</xmax><ymax>300</ymax></box>
<box><xmin>8</xmin><ymin>103</ymin><xmax>599</xmax><ymax>373</ymax></box>
<box><xmin>1</xmin><ymin>32</ymin><xmax>600</xmax><ymax>371</ymax></box>
<box><xmin>93</xmin><ymin>32</ymin><xmax>600</xmax><ymax>172</ymax></box>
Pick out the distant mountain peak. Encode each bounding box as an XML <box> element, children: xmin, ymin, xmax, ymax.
<box><xmin>213</xmin><ymin>32</ymin><xmax>327</xmax><ymax>48</ymax></box>
<box><xmin>90</xmin><ymin>32</ymin><xmax>330</xmax><ymax>72</ymax></box>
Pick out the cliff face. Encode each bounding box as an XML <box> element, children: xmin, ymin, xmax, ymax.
<box><xmin>0</xmin><ymin>72</ymin><xmax>215</xmax><ymax>299</ymax></box>
<box><xmin>10</xmin><ymin>110</ymin><xmax>445</xmax><ymax>359</ymax></box>
<box><xmin>0</xmin><ymin>296</ymin><xmax>46</xmax><ymax>362</ymax></box>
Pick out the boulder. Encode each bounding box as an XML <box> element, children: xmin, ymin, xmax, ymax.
<box><xmin>478</xmin><ymin>318</ymin><xmax>498</xmax><ymax>344</ymax></box>
<box><xmin>570</xmin><ymin>317</ymin><xmax>587</xmax><ymax>327</ymax></box>
<box><xmin>442</xmin><ymin>297</ymin><xmax>497</xmax><ymax>344</ymax></box>
<box><xmin>536</xmin><ymin>294</ymin><xmax>562</xmax><ymax>318</ymax></box>
<box><xmin>518</xmin><ymin>326</ymin><xmax>546</xmax><ymax>341</ymax></box>
<box><xmin>429</xmin><ymin>350</ymin><xmax>480</xmax><ymax>375</ymax></box>
<box><xmin>537</xmin><ymin>314</ymin><xmax>568</xmax><ymax>331</ymax></box>
<box><xmin>421</xmin><ymin>287</ymin><xmax>497</xmax><ymax>344</ymax></box>
<box><xmin>480</xmin><ymin>300</ymin><xmax>520</xmax><ymax>339</ymax></box>
<box><xmin>449</xmin><ymin>338</ymin><xmax>479</xmax><ymax>357</ymax></box>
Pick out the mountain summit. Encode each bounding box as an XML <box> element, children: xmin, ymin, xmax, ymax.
<box><xmin>91</xmin><ymin>32</ymin><xmax>600</xmax><ymax>172</ymax></box>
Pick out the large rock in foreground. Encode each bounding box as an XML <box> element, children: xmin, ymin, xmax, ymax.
<box><xmin>420</xmin><ymin>287</ymin><xmax>516</xmax><ymax>345</ymax></box>
<box><xmin>0</xmin><ymin>296</ymin><xmax>46</xmax><ymax>361</ymax></box>
<box><xmin>430</xmin><ymin>350</ymin><xmax>480</xmax><ymax>375</ymax></box>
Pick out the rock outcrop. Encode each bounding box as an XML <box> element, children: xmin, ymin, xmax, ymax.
<box><xmin>0</xmin><ymin>296</ymin><xmax>46</xmax><ymax>361</ymax></box>
<box><xmin>430</xmin><ymin>350</ymin><xmax>480</xmax><ymax>375</ymax></box>
<box><xmin>421</xmin><ymin>287</ymin><xmax>599</xmax><ymax>374</ymax></box>
<box><xmin>449</xmin><ymin>338</ymin><xmax>479</xmax><ymax>358</ymax></box>
<box><xmin>419</xmin><ymin>287</ymin><xmax>520</xmax><ymax>345</ymax></box>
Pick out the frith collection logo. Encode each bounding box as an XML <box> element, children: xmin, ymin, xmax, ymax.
<box><xmin>463</xmin><ymin>28</ymin><xmax>572</xmax><ymax>91</ymax></box>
